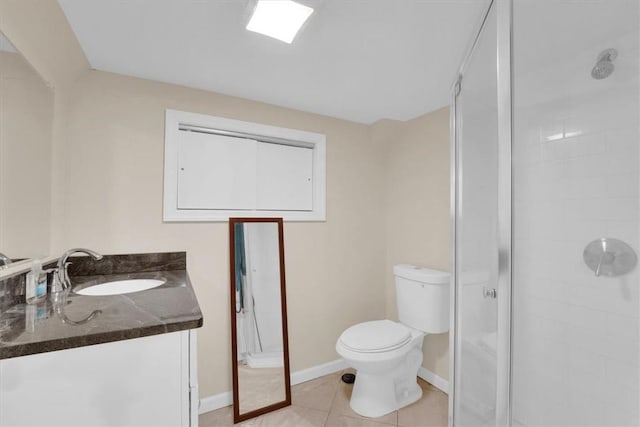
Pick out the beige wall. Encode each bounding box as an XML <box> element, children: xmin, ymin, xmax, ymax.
<box><xmin>58</xmin><ymin>70</ymin><xmax>388</xmax><ymax>396</ymax></box>
<box><xmin>378</xmin><ymin>107</ymin><xmax>451</xmax><ymax>379</ymax></box>
<box><xmin>0</xmin><ymin>0</ymin><xmax>90</xmax><ymax>259</ymax></box>
<box><xmin>0</xmin><ymin>50</ymin><xmax>53</xmax><ymax>259</ymax></box>
<box><xmin>0</xmin><ymin>0</ymin><xmax>452</xmax><ymax>397</ymax></box>
<box><xmin>0</xmin><ymin>0</ymin><xmax>88</xmax><ymax>91</ymax></box>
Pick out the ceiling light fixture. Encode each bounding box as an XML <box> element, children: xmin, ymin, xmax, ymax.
<box><xmin>246</xmin><ymin>0</ymin><xmax>314</xmax><ymax>44</ymax></box>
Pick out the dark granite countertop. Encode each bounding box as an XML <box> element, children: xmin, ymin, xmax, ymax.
<box><xmin>0</xmin><ymin>252</ymin><xmax>203</xmax><ymax>359</ymax></box>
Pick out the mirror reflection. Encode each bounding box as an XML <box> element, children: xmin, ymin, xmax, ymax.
<box><xmin>0</xmin><ymin>32</ymin><xmax>54</xmax><ymax>266</ymax></box>
<box><xmin>230</xmin><ymin>218</ymin><xmax>290</xmax><ymax>422</ymax></box>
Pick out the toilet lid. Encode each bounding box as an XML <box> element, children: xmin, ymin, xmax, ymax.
<box><xmin>339</xmin><ymin>320</ymin><xmax>412</xmax><ymax>353</ymax></box>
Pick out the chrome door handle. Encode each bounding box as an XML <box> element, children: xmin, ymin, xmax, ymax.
<box><xmin>483</xmin><ymin>287</ymin><xmax>497</xmax><ymax>299</ymax></box>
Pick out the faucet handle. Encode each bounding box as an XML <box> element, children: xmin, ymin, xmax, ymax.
<box><xmin>49</xmin><ymin>263</ymin><xmax>73</xmax><ymax>293</ymax></box>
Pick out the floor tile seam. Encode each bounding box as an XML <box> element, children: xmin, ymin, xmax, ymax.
<box><xmin>327</xmin><ymin>381</ymin><xmax>344</xmax><ymax>415</ymax></box>
<box><xmin>336</xmin><ymin>412</ymin><xmax>400</xmax><ymax>427</ymax></box>
<box><xmin>319</xmin><ymin>407</ymin><xmax>331</xmax><ymax>427</ymax></box>
<box><xmin>326</xmin><ymin>376</ymin><xmax>342</xmax><ymax>412</ymax></box>
<box><xmin>292</xmin><ymin>384</ymin><xmax>340</xmax><ymax>412</ymax></box>
<box><xmin>327</xmin><ymin>406</ymin><xmax>400</xmax><ymax>426</ymax></box>
<box><xmin>291</xmin><ymin>400</ymin><xmax>333</xmax><ymax>413</ymax></box>
<box><xmin>290</xmin><ymin>402</ymin><xmax>331</xmax><ymax>412</ymax></box>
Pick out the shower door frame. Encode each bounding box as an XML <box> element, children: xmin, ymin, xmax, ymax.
<box><xmin>449</xmin><ymin>0</ymin><xmax>513</xmax><ymax>426</ymax></box>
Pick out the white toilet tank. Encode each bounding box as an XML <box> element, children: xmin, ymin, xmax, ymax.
<box><xmin>394</xmin><ymin>264</ymin><xmax>450</xmax><ymax>334</ymax></box>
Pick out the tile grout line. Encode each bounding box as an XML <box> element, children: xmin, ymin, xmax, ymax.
<box><xmin>319</xmin><ymin>372</ymin><xmax>336</xmax><ymax>427</ymax></box>
<box><xmin>323</xmin><ymin>370</ymin><xmax>343</xmax><ymax>426</ymax></box>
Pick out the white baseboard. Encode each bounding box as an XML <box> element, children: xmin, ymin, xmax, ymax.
<box><xmin>198</xmin><ymin>391</ymin><xmax>233</xmax><ymax>415</ymax></box>
<box><xmin>291</xmin><ymin>358</ymin><xmax>348</xmax><ymax>386</ymax></box>
<box><xmin>418</xmin><ymin>366</ymin><xmax>449</xmax><ymax>394</ymax></box>
<box><xmin>199</xmin><ymin>358</ymin><xmax>348</xmax><ymax>414</ymax></box>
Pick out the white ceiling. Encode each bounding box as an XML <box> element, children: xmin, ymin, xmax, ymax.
<box><xmin>58</xmin><ymin>0</ymin><xmax>488</xmax><ymax>124</ymax></box>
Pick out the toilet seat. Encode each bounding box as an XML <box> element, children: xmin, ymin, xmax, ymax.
<box><xmin>339</xmin><ymin>320</ymin><xmax>412</xmax><ymax>353</ymax></box>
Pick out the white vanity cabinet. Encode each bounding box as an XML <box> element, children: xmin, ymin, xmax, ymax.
<box><xmin>0</xmin><ymin>330</ymin><xmax>198</xmax><ymax>427</ymax></box>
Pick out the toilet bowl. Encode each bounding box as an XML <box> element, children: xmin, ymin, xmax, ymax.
<box><xmin>336</xmin><ymin>265</ymin><xmax>450</xmax><ymax>418</ymax></box>
<box><xmin>336</xmin><ymin>320</ymin><xmax>425</xmax><ymax>417</ymax></box>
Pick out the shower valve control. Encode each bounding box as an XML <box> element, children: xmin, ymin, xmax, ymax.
<box><xmin>483</xmin><ymin>287</ymin><xmax>497</xmax><ymax>299</ymax></box>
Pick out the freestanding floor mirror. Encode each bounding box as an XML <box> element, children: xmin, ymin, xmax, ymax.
<box><xmin>229</xmin><ymin>217</ymin><xmax>291</xmax><ymax>423</ymax></box>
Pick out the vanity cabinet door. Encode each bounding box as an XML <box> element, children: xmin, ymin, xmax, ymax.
<box><xmin>0</xmin><ymin>330</ymin><xmax>197</xmax><ymax>427</ymax></box>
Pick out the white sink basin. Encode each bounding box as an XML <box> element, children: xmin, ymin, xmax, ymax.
<box><xmin>75</xmin><ymin>279</ymin><xmax>166</xmax><ymax>296</ymax></box>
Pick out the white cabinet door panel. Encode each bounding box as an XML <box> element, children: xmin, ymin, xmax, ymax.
<box><xmin>177</xmin><ymin>132</ymin><xmax>256</xmax><ymax>210</ymax></box>
<box><xmin>0</xmin><ymin>332</ymin><xmax>191</xmax><ymax>427</ymax></box>
<box><xmin>256</xmin><ymin>143</ymin><xmax>313</xmax><ymax>211</ymax></box>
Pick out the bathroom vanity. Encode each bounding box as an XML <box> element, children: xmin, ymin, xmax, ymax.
<box><xmin>0</xmin><ymin>252</ymin><xmax>203</xmax><ymax>427</ymax></box>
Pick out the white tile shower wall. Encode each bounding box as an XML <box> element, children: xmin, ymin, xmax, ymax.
<box><xmin>512</xmin><ymin>2</ymin><xmax>639</xmax><ymax>423</ymax></box>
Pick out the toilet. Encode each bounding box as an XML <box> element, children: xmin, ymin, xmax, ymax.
<box><xmin>336</xmin><ymin>264</ymin><xmax>450</xmax><ymax>418</ymax></box>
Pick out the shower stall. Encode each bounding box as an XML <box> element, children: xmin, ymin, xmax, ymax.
<box><xmin>450</xmin><ymin>0</ymin><xmax>639</xmax><ymax>426</ymax></box>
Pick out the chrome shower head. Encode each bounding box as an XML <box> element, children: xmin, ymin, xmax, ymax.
<box><xmin>591</xmin><ymin>48</ymin><xmax>617</xmax><ymax>80</ymax></box>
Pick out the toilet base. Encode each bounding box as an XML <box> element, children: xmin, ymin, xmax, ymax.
<box><xmin>348</xmin><ymin>347</ymin><xmax>424</xmax><ymax>418</ymax></box>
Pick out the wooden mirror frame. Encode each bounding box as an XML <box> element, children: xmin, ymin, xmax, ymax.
<box><xmin>229</xmin><ymin>217</ymin><xmax>291</xmax><ymax>423</ymax></box>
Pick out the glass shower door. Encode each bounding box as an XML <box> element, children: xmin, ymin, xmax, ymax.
<box><xmin>451</xmin><ymin>2</ymin><xmax>505</xmax><ymax>426</ymax></box>
<box><xmin>453</xmin><ymin>0</ymin><xmax>639</xmax><ymax>425</ymax></box>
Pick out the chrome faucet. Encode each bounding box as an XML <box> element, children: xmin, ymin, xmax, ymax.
<box><xmin>52</xmin><ymin>248</ymin><xmax>103</xmax><ymax>293</ymax></box>
<box><xmin>0</xmin><ymin>252</ymin><xmax>12</xmax><ymax>268</ymax></box>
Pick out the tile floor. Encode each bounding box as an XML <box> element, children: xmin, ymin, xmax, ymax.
<box><xmin>199</xmin><ymin>369</ymin><xmax>448</xmax><ymax>427</ymax></box>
